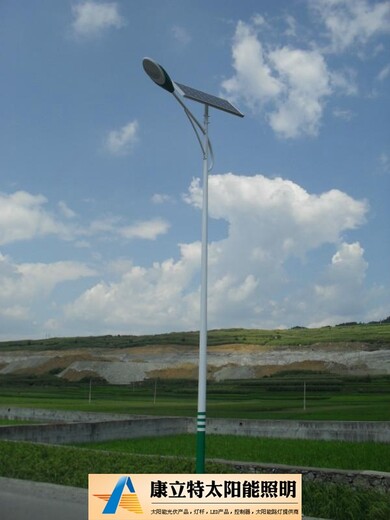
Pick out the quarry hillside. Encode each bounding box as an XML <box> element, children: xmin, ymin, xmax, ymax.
<box><xmin>0</xmin><ymin>324</ymin><xmax>389</xmax><ymax>384</ymax></box>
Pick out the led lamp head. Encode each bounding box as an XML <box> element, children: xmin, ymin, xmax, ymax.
<box><xmin>142</xmin><ymin>57</ymin><xmax>175</xmax><ymax>93</ymax></box>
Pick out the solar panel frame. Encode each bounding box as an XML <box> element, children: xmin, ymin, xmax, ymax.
<box><xmin>175</xmin><ymin>82</ymin><xmax>244</xmax><ymax>118</ymax></box>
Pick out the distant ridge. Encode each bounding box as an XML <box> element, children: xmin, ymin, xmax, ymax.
<box><xmin>0</xmin><ymin>320</ymin><xmax>389</xmax><ymax>351</ymax></box>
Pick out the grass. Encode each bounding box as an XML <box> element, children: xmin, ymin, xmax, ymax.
<box><xmin>72</xmin><ymin>434</ymin><xmax>390</xmax><ymax>472</ymax></box>
<box><xmin>0</xmin><ymin>440</ymin><xmax>389</xmax><ymax>520</ymax></box>
<box><xmin>1</xmin><ymin>373</ymin><xmax>389</xmax><ymax>421</ymax></box>
<box><xmin>0</xmin><ymin>440</ymin><xmax>231</xmax><ymax>487</ymax></box>
<box><xmin>0</xmin><ymin>419</ymin><xmax>38</xmax><ymax>425</ymax></box>
<box><xmin>303</xmin><ymin>481</ymin><xmax>390</xmax><ymax>520</ymax></box>
<box><xmin>1</xmin><ymin>323</ymin><xmax>388</xmax><ymax>518</ymax></box>
<box><xmin>0</xmin><ymin>322</ymin><xmax>389</xmax><ymax>351</ymax></box>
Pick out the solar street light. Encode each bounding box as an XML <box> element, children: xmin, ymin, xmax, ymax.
<box><xmin>142</xmin><ymin>57</ymin><xmax>243</xmax><ymax>473</ymax></box>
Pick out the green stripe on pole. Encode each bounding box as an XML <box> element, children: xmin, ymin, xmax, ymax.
<box><xmin>197</xmin><ymin>412</ymin><xmax>206</xmax><ymax>430</ymax></box>
<box><xmin>196</xmin><ymin>429</ymin><xmax>206</xmax><ymax>474</ymax></box>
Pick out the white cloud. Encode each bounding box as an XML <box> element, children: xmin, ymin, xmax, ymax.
<box><xmin>171</xmin><ymin>25</ymin><xmax>191</xmax><ymax>45</ymax></box>
<box><xmin>71</xmin><ymin>1</ymin><xmax>125</xmax><ymax>38</ymax></box>
<box><xmin>333</xmin><ymin>107</ymin><xmax>355</xmax><ymax>120</ymax></box>
<box><xmin>0</xmin><ymin>255</ymin><xmax>95</xmax><ymax>303</ymax></box>
<box><xmin>252</xmin><ymin>14</ymin><xmax>267</xmax><ymax>27</ymax></box>
<box><xmin>105</xmin><ymin>120</ymin><xmax>139</xmax><ymax>156</ymax></box>
<box><xmin>87</xmin><ymin>215</ymin><xmax>170</xmax><ymax>241</ymax></box>
<box><xmin>58</xmin><ymin>201</ymin><xmax>77</xmax><ymax>219</ymax></box>
<box><xmin>0</xmin><ymin>253</ymin><xmax>96</xmax><ymax>336</ymax></box>
<box><xmin>221</xmin><ymin>21</ymin><xmax>283</xmax><ymax>111</ymax></box>
<box><xmin>16</xmin><ymin>261</ymin><xmax>97</xmax><ymax>298</ymax></box>
<box><xmin>0</xmin><ymin>190</ymin><xmax>170</xmax><ymax>250</ymax></box>
<box><xmin>312</xmin><ymin>0</ymin><xmax>390</xmax><ymax>52</ymax></box>
<box><xmin>284</xmin><ymin>14</ymin><xmax>297</xmax><ymax>37</ymax></box>
<box><xmin>330</xmin><ymin>69</ymin><xmax>358</xmax><ymax>95</ymax></box>
<box><xmin>65</xmin><ymin>242</ymin><xmax>199</xmax><ymax>333</ymax></box>
<box><xmin>223</xmin><ymin>3</ymin><xmax>388</xmax><ymax>138</ymax></box>
<box><xmin>151</xmin><ymin>193</ymin><xmax>175</xmax><ymax>205</ymax></box>
<box><xmin>222</xmin><ymin>21</ymin><xmax>333</xmax><ymax>138</ymax></box>
<box><xmin>377</xmin><ymin>63</ymin><xmax>390</xmax><ymax>81</ymax></box>
<box><xmin>268</xmin><ymin>47</ymin><xmax>332</xmax><ymax>138</ymax></box>
<box><xmin>119</xmin><ymin>218</ymin><xmax>170</xmax><ymax>240</ymax></box>
<box><xmin>185</xmin><ymin>174</ymin><xmax>367</xmax><ymax>262</ymax></box>
<box><xmin>64</xmin><ymin>173</ymin><xmax>370</xmax><ymax>333</ymax></box>
<box><xmin>379</xmin><ymin>152</ymin><xmax>390</xmax><ymax>174</ymax></box>
<box><xmin>312</xmin><ymin>242</ymin><xmax>368</xmax><ymax>323</ymax></box>
<box><xmin>0</xmin><ymin>191</ymin><xmax>71</xmax><ymax>245</ymax></box>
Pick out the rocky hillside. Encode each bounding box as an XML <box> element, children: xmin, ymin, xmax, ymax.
<box><xmin>0</xmin><ymin>341</ymin><xmax>389</xmax><ymax>384</ymax></box>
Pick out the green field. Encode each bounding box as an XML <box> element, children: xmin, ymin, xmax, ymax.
<box><xmin>72</xmin><ymin>434</ymin><xmax>390</xmax><ymax>472</ymax></box>
<box><xmin>1</xmin><ymin>373</ymin><xmax>389</xmax><ymax>421</ymax></box>
<box><xmin>0</xmin><ymin>440</ymin><xmax>389</xmax><ymax>520</ymax></box>
<box><xmin>1</xmin><ymin>321</ymin><xmax>389</xmax><ymax>351</ymax></box>
<box><xmin>1</xmin><ymin>323</ymin><xmax>389</xmax><ymax>519</ymax></box>
<box><xmin>1</xmin><ymin>322</ymin><xmax>388</xmax><ymax>420</ymax></box>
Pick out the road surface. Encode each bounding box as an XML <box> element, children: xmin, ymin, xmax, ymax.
<box><xmin>0</xmin><ymin>477</ymin><xmax>87</xmax><ymax>520</ymax></box>
<box><xmin>0</xmin><ymin>477</ymin><xmax>327</xmax><ymax>520</ymax></box>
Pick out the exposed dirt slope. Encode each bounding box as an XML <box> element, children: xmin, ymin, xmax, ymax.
<box><xmin>0</xmin><ymin>342</ymin><xmax>389</xmax><ymax>384</ymax></box>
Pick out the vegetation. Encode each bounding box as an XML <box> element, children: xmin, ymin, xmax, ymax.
<box><xmin>0</xmin><ymin>373</ymin><xmax>389</xmax><ymax>421</ymax></box>
<box><xmin>1</xmin><ymin>323</ymin><xmax>389</xmax><ymax>518</ymax></box>
<box><xmin>73</xmin><ymin>434</ymin><xmax>390</xmax><ymax>472</ymax></box>
<box><xmin>0</xmin><ymin>440</ymin><xmax>389</xmax><ymax>520</ymax></box>
<box><xmin>0</xmin><ymin>321</ymin><xmax>389</xmax><ymax>351</ymax></box>
<box><xmin>0</xmin><ymin>419</ymin><xmax>37</xmax><ymax>425</ymax></box>
<box><xmin>303</xmin><ymin>481</ymin><xmax>390</xmax><ymax>520</ymax></box>
<box><xmin>0</xmin><ymin>440</ymin><xmax>231</xmax><ymax>487</ymax></box>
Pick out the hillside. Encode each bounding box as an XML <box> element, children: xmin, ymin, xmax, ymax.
<box><xmin>0</xmin><ymin>323</ymin><xmax>389</xmax><ymax>384</ymax></box>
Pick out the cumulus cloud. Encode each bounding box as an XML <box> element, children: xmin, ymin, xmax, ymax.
<box><xmin>0</xmin><ymin>179</ymin><xmax>371</xmax><ymax>336</ymax></box>
<box><xmin>0</xmin><ymin>254</ymin><xmax>95</xmax><ymax>303</ymax></box>
<box><xmin>15</xmin><ymin>261</ymin><xmax>97</xmax><ymax>298</ymax></box>
<box><xmin>0</xmin><ymin>191</ymin><xmax>72</xmax><ymax>245</ymax></box>
<box><xmin>119</xmin><ymin>218</ymin><xmax>170</xmax><ymax>240</ymax></box>
<box><xmin>0</xmin><ymin>189</ymin><xmax>170</xmax><ymax>248</ymax></box>
<box><xmin>105</xmin><ymin>120</ymin><xmax>139</xmax><ymax>156</ymax></box>
<box><xmin>222</xmin><ymin>2</ymin><xmax>389</xmax><ymax>138</ymax></box>
<box><xmin>311</xmin><ymin>0</ymin><xmax>390</xmax><ymax>52</ymax></box>
<box><xmin>151</xmin><ymin>193</ymin><xmax>175</xmax><ymax>205</ymax></box>
<box><xmin>222</xmin><ymin>21</ymin><xmax>332</xmax><ymax>138</ymax></box>
<box><xmin>88</xmin><ymin>215</ymin><xmax>170</xmax><ymax>240</ymax></box>
<box><xmin>222</xmin><ymin>21</ymin><xmax>283</xmax><ymax>111</ymax></box>
<box><xmin>0</xmin><ymin>253</ymin><xmax>96</xmax><ymax>337</ymax></box>
<box><xmin>268</xmin><ymin>47</ymin><xmax>332</xmax><ymax>138</ymax></box>
<box><xmin>64</xmin><ymin>242</ymin><xmax>200</xmax><ymax>333</ymax></box>
<box><xmin>64</xmin><ymin>173</ymin><xmax>369</xmax><ymax>333</ymax></box>
<box><xmin>71</xmin><ymin>1</ymin><xmax>125</xmax><ymax>39</ymax></box>
<box><xmin>311</xmin><ymin>242</ymin><xmax>369</xmax><ymax>324</ymax></box>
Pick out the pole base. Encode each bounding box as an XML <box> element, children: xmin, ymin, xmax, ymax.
<box><xmin>196</xmin><ymin>412</ymin><xmax>206</xmax><ymax>474</ymax></box>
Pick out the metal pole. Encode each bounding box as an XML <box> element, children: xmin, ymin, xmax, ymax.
<box><xmin>196</xmin><ymin>104</ymin><xmax>209</xmax><ymax>474</ymax></box>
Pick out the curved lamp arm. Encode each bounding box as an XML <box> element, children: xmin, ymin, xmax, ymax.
<box><xmin>143</xmin><ymin>57</ymin><xmax>214</xmax><ymax>172</ymax></box>
<box><xmin>173</xmin><ymin>92</ymin><xmax>214</xmax><ymax>172</ymax></box>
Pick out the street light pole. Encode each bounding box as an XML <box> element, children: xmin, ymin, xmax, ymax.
<box><xmin>196</xmin><ymin>103</ymin><xmax>209</xmax><ymax>473</ymax></box>
<box><xmin>142</xmin><ymin>58</ymin><xmax>243</xmax><ymax>473</ymax></box>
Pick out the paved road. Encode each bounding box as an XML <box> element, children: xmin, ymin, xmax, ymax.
<box><xmin>0</xmin><ymin>477</ymin><xmax>87</xmax><ymax>520</ymax></box>
<box><xmin>0</xmin><ymin>477</ymin><xmax>328</xmax><ymax>520</ymax></box>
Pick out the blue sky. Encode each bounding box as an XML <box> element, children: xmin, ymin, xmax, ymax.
<box><xmin>0</xmin><ymin>0</ymin><xmax>389</xmax><ymax>340</ymax></box>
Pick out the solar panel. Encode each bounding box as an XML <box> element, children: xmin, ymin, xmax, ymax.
<box><xmin>175</xmin><ymin>82</ymin><xmax>244</xmax><ymax>118</ymax></box>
